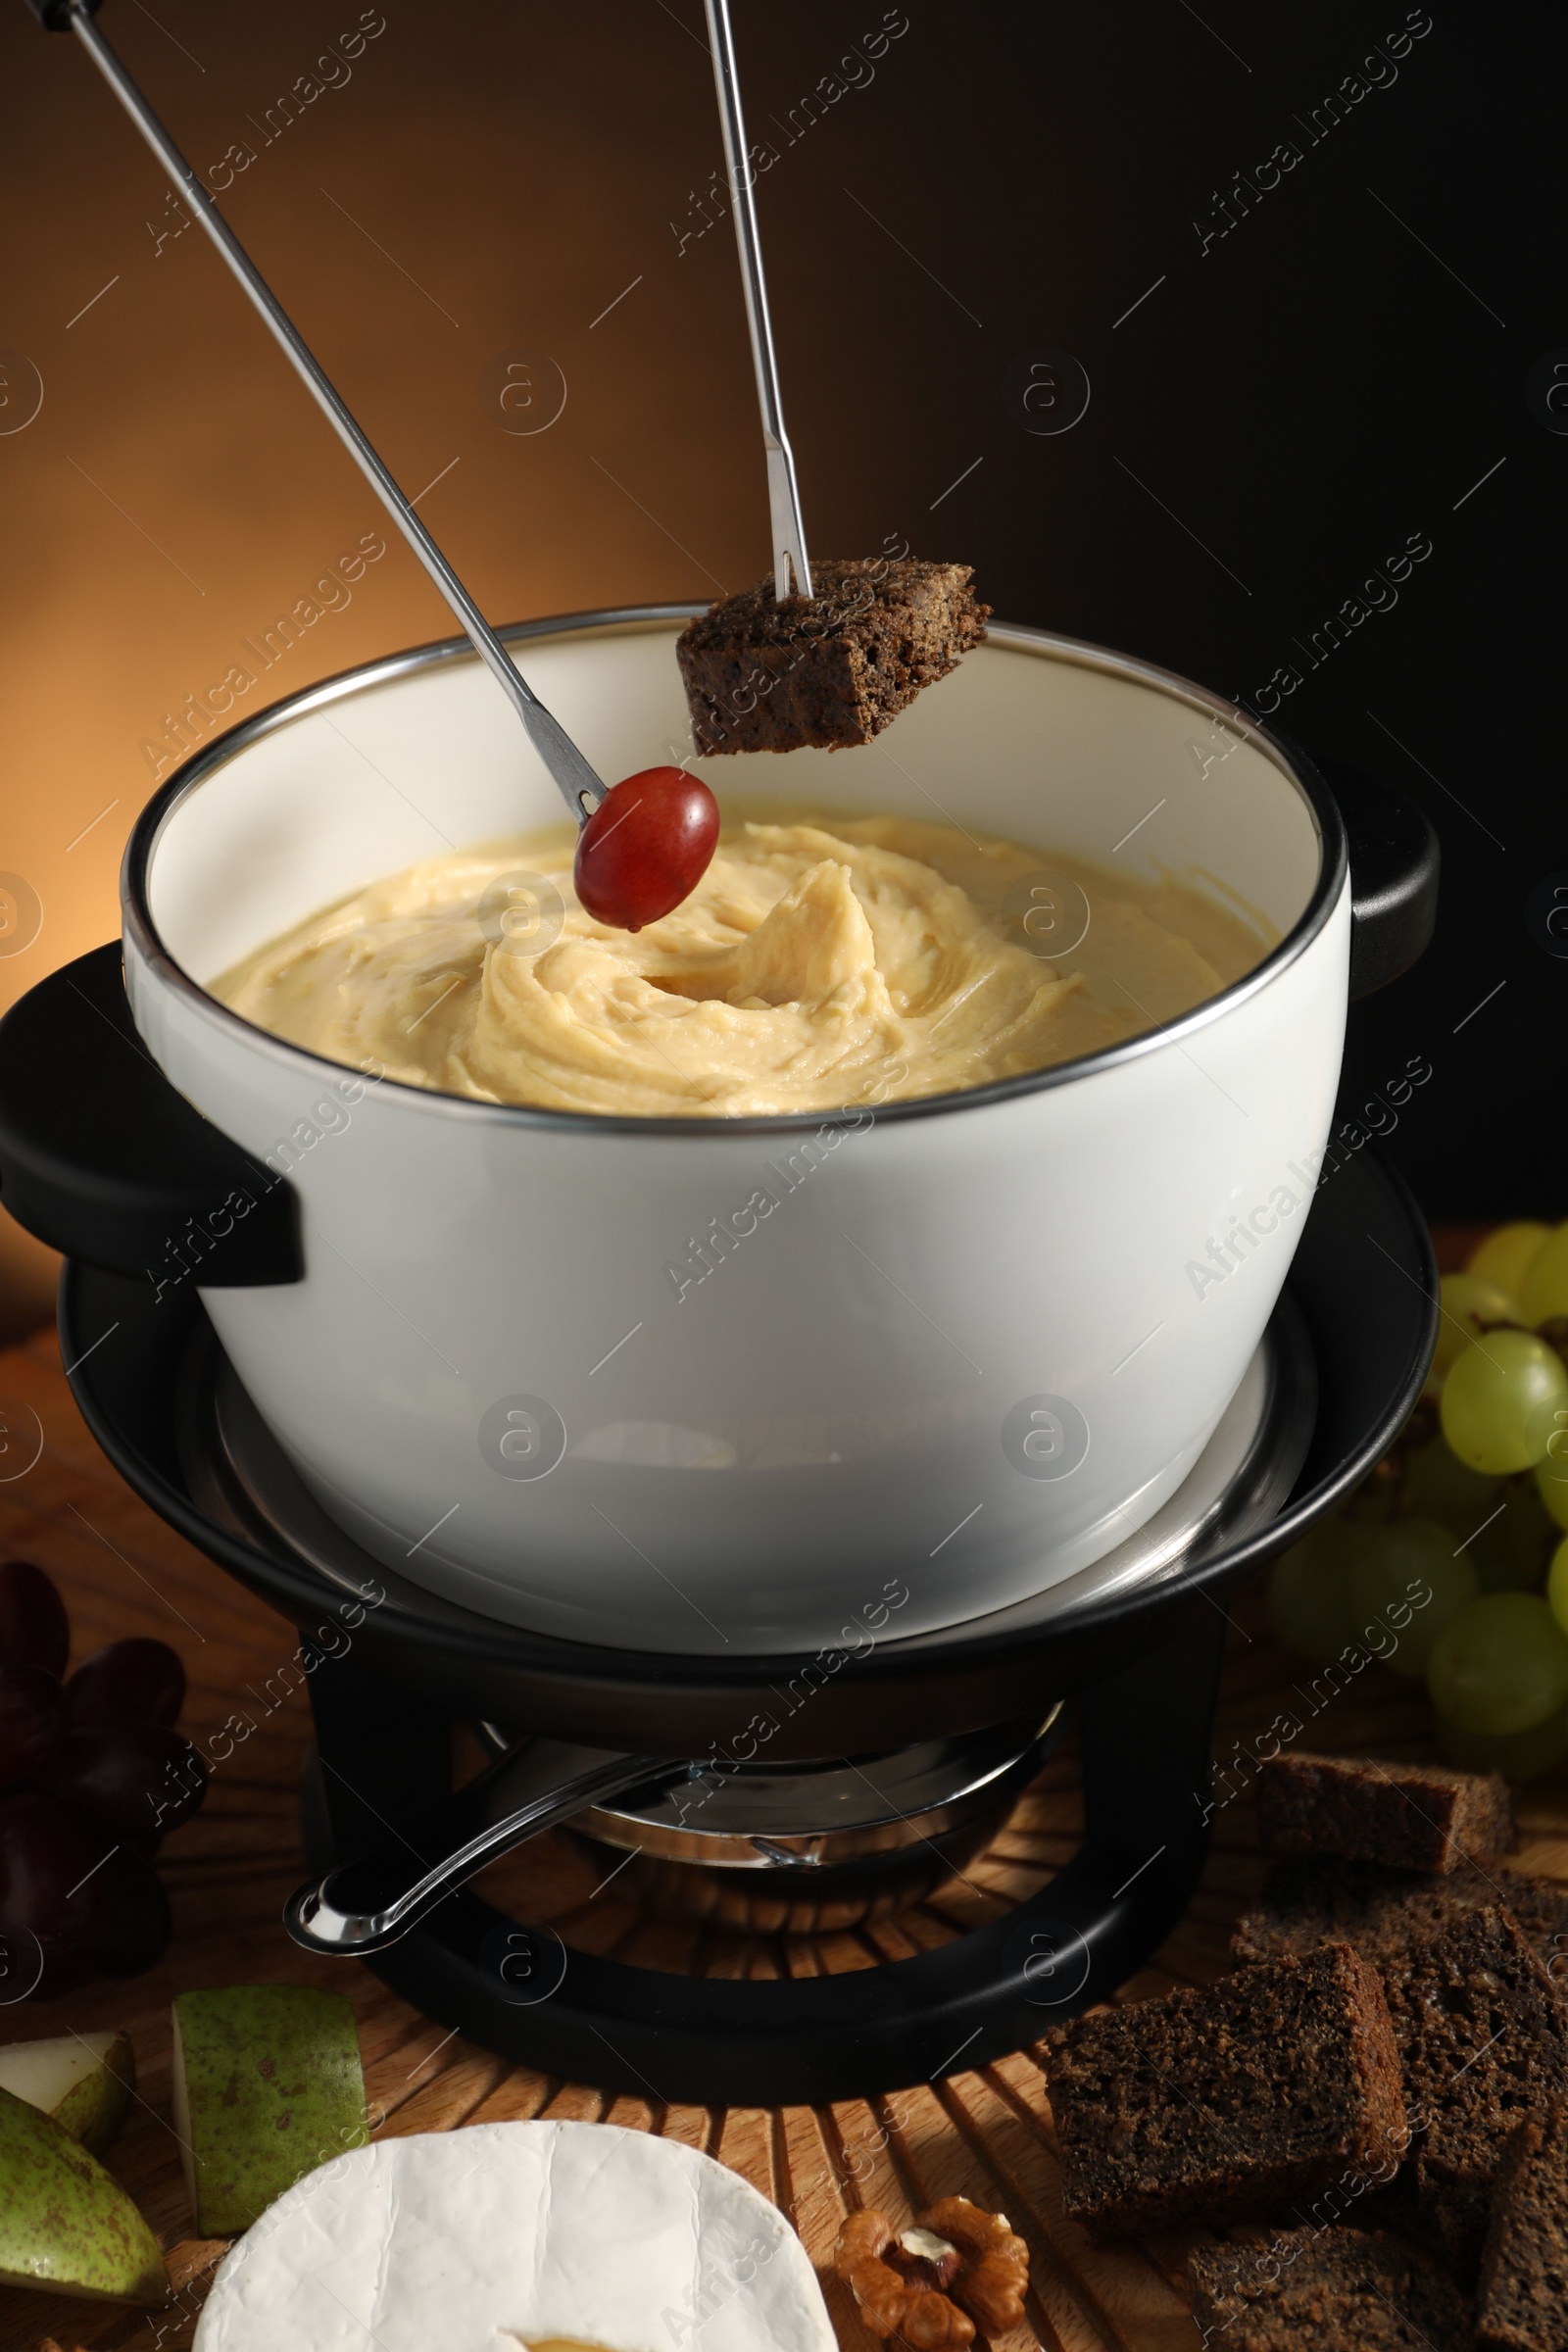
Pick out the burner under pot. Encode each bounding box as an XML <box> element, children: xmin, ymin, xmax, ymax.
<box><xmin>483</xmin><ymin>1716</ymin><xmax>1062</xmax><ymax>1935</ymax></box>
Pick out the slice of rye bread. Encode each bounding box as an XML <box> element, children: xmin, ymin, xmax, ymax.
<box><xmin>1187</xmin><ymin>2226</ymin><xmax>1474</xmax><ymax>2351</ymax></box>
<box><xmin>1255</xmin><ymin>1750</ymin><xmax>1514</xmax><ymax>1874</ymax></box>
<box><xmin>1041</xmin><ymin>1941</ymin><xmax>1406</xmax><ymax>2241</ymax></box>
<box><xmin>675</xmin><ymin>559</ymin><xmax>989</xmax><ymax>755</ymax></box>
<box><xmin>1383</xmin><ymin>1906</ymin><xmax>1568</xmax><ymax>2278</ymax></box>
<box><xmin>1475</xmin><ymin>2098</ymin><xmax>1568</xmax><ymax>2352</ymax></box>
<box><xmin>1233</xmin><ymin>1856</ymin><xmax>1568</xmax><ymax>1973</ymax></box>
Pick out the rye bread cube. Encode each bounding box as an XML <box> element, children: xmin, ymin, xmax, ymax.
<box><xmin>1384</xmin><ymin>1907</ymin><xmax>1568</xmax><ymax>2278</ymax></box>
<box><xmin>1233</xmin><ymin>1855</ymin><xmax>1568</xmax><ymax>1976</ymax></box>
<box><xmin>675</xmin><ymin>558</ymin><xmax>988</xmax><ymax>755</ymax></box>
<box><xmin>1255</xmin><ymin>1749</ymin><xmax>1514</xmax><ymax>1874</ymax></box>
<box><xmin>1476</xmin><ymin>2099</ymin><xmax>1568</xmax><ymax>2352</ymax></box>
<box><xmin>1042</xmin><ymin>1941</ymin><xmax>1407</xmax><ymax>2241</ymax></box>
<box><xmin>1187</xmin><ymin>2226</ymin><xmax>1474</xmax><ymax>2352</ymax></box>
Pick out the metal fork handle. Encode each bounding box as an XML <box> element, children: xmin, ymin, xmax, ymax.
<box><xmin>703</xmin><ymin>0</ymin><xmax>812</xmax><ymax>602</ymax></box>
<box><xmin>283</xmin><ymin>1741</ymin><xmax>674</xmax><ymax>1955</ymax></box>
<box><xmin>63</xmin><ymin>2</ymin><xmax>606</xmax><ymax>819</ymax></box>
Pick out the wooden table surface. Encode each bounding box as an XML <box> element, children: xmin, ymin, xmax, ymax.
<box><xmin>1</xmin><ymin>1230</ymin><xmax>1560</xmax><ymax>2352</ymax></box>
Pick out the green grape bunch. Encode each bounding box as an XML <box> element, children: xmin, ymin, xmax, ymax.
<box><xmin>1267</xmin><ymin>1216</ymin><xmax>1568</xmax><ymax>1783</ymax></box>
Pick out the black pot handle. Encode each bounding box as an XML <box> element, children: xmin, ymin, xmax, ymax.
<box><xmin>0</xmin><ymin>943</ymin><xmax>301</xmax><ymax>1288</ymax></box>
<box><xmin>1308</xmin><ymin>752</ymin><xmax>1440</xmax><ymax>1001</ymax></box>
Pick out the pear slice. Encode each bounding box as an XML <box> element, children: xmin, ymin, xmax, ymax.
<box><xmin>171</xmin><ymin>1986</ymin><xmax>366</xmax><ymax>2235</ymax></box>
<box><xmin>0</xmin><ymin>2082</ymin><xmax>166</xmax><ymax>2304</ymax></box>
<box><xmin>0</xmin><ymin>2030</ymin><xmax>134</xmax><ymax>2157</ymax></box>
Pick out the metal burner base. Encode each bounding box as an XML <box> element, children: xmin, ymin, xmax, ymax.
<box><xmin>477</xmin><ymin>1712</ymin><xmax>1066</xmax><ymax>1934</ymax></box>
<box><xmin>300</xmin><ymin>1609</ymin><xmax>1228</xmax><ymax>2102</ymax></box>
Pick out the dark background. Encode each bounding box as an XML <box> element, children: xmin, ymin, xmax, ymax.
<box><xmin>0</xmin><ymin>0</ymin><xmax>1554</xmax><ymax>1325</ymax></box>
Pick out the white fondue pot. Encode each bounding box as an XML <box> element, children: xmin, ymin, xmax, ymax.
<box><xmin>7</xmin><ymin>611</ymin><xmax>1430</xmax><ymax>1654</ymax></box>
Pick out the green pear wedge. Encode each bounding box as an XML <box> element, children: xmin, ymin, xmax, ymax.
<box><xmin>0</xmin><ymin>2029</ymin><xmax>134</xmax><ymax>2156</ymax></box>
<box><xmin>0</xmin><ymin>2082</ymin><xmax>166</xmax><ymax>2304</ymax></box>
<box><xmin>171</xmin><ymin>1985</ymin><xmax>366</xmax><ymax>2234</ymax></box>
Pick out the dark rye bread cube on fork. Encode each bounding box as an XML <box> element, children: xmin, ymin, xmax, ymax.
<box><xmin>1186</xmin><ymin>2226</ymin><xmax>1475</xmax><ymax>2352</ymax></box>
<box><xmin>675</xmin><ymin>558</ymin><xmax>989</xmax><ymax>754</ymax></box>
<box><xmin>1254</xmin><ymin>1749</ymin><xmax>1515</xmax><ymax>1875</ymax></box>
<box><xmin>1041</xmin><ymin>1941</ymin><xmax>1407</xmax><ymax>2240</ymax></box>
<box><xmin>1384</xmin><ymin>1906</ymin><xmax>1568</xmax><ymax>2278</ymax></box>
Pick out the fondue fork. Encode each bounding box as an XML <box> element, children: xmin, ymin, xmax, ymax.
<box><xmin>32</xmin><ymin>1</ymin><xmax>721</xmax><ymax>927</ymax></box>
<box><xmin>703</xmin><ymin>0</ymin><xmax>813</xmax><ymax>601</ymax></box>
<box><xmin>35</xmin><ymin>0</ymin><xmax>607</xmax><ymax>823</ymax></box>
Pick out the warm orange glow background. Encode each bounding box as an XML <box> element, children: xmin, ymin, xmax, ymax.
<box><xmin>0</xmin><ymin>0</ymin><xmax>1551</xmax><ymax>1333</ymax></box>
<box><xmin>0</xmin><ymin>0</ymin><xmax>802</xmax><ymax>1326</ymax></box>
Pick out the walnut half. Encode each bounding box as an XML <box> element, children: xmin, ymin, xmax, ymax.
<box><xmin>834</xmin><ymin>2199</ymin><xmax>1028</xmax><ymax>2347</ymax></box>
<box><xmin>919</xmin><ymin>2198</ymin><xmax>1029</xmax><ymax>2335</ymax></box>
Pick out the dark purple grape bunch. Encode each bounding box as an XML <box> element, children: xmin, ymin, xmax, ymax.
<box><xmin>0</xmin><ymin>1559</ymin><xmax>206</xmax><ymax>1996</ymax></box>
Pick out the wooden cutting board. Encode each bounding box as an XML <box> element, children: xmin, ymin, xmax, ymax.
<box><xmin>0</xmin><ymin>1235</ymin><xmax>1561</xmax><ymax>2352</ymax></box>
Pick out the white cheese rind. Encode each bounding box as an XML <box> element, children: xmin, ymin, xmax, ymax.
<box><xmin>193</xmin><ymin>2119</ymin><xmax>835</xmax><ymax>2352</ymax></box>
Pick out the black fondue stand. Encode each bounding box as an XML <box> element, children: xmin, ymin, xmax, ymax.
<box><xmin>0</xmin><ymin>757</ymin><xmax>1439</xmax><ymax>2103</ymax></box>
<box><xmin>4</xmin><ymin>0</ymin><xmax>1443</xmax><ymax>2104</ymax></box>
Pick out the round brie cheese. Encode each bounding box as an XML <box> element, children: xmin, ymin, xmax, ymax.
<box><xmin>193</xmin><ymin>2120</ymin><xmax>835</xmax><ymax>2352</ymax></box>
